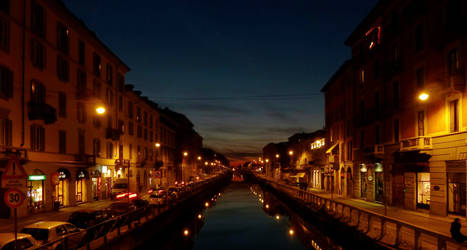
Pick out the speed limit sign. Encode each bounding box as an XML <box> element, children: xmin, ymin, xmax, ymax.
<box><xmin>4</xmin><ymin>188</ymin><xmax>25</xmax><ymax>208</ymax></box>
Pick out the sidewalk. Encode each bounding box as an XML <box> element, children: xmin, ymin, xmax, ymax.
<box><xmin>261</xmin><ymin>175</ymin><xmax>466</xmax><ymax>238</ymax></box>
<box><xmin>0</xmin><ymin>199</ymin><xmax>113</xmax><ymax>233</ymax></box>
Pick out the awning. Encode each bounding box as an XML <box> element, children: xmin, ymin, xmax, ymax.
<box><xmin>326</xmin><ymin>142</ymin><xmax>339</xmax><ymax>154</ymax></box>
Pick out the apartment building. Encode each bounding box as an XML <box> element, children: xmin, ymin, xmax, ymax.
<box><xmin>324</xmin><ymin>0</ymin><xmax>467</xmax><ymax>216</ymax></box>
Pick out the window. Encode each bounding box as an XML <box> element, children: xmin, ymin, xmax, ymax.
<box><xmin>137</xmin><ymin>125</ymin><xmax>142</xmax><ymax>138</ymax></box>
<box><xmin>92</xmin><ymin>115</ymin><xmax>101</xmax><ymax>128</ymax></box>
<box><xmin>360</xmin><ymin>130</ymin><xmax>364</xmax><ymax>148</ymax></box>
<box><xmin>149</xmin><ymin>115</ymin><xmax>153</xmax><ymax>128</ymax></box>
<box><xmin>106</xmin><ymin>142</ymin><xmax>113</xmax><ymax>159</ymax></box>
<box><xmin>93</xmin><ymin>79</ymin><xmax>101</xmax><ymax>97</ymax></box>
<box><xmin>375</xmin><ymin>92</ymin><xmax>380</xmax><ymax>115</ymax></box>
<box><xmin>117</xmin><ymin>73</ymin><xmax>124</xmax><ymax>92</ymax></box>
<box><xmin>107</xmin><ymin>115</ymin><xmax>112</xmax><ymax>129</ymax></box>
<box><xmin>59</xmin><ymin>130</ymin><xmax>66</xmax><ymax>154</ymax></box>
<box><xmin>375</xmin><ymin>125</ymin><xmax>380</xmax><ymax>144</ymax></box>
<box><xmin>93</xmin><ymin>138</ymin><xmax>101</xmax><ymax>156</ymax></box>
<box><xmin>143</xmin><ymin>112</ymin><xmax>148</xmax><ymax>126</ymax></box>
<box><xmin>31</xmin><ymin>39</ymin><xmax>45</xmax><ymax>69</ymax></box>
<box><xmin>416</xmin><ymin>68</ymin><xmax>424</xmax><ymax>88</ymax></box>
<box><xmin>106</xmin><ymin>88</ymin><xmax>113</xmax><ymax>106</ymax></box>
<box><xmin>118</xmin><ymin>120</ymin><xmax>124</xmax><ymax>134</ymax></box>
<box><xmin>77</xmin><ymin>102</ymin><xmax>86</xmax><ymax>123</ymax></box>
<box><xmin>30</xmin><ymin>124</ymin><xmax>45</xmax><ymax>152</ymax></box>
<box><xmin>57</xmin><ymin>55</ymin><xmax>69</xmax><ymax>82</ymax></box>
<box><xmin>31</xmin><ymin>1</ymin><xmax>45</xmax><ymax>37</ymax></box>
<box><xmin>58</xmin><ymin>92</ymin><xmax>66</xmax><ymax>118</ymax></box>
<box><xmin>448</xmin><ymin>49</ymin><xmax>461</xmax><ymax>75</ymax></box>
<box><xmin>393</xmin><ymin>81</ymin><xmax>399</xmax><ymax>109</ymax></box>
<box><xmin>144</xmin><ymin>128</ymin><xmax>147</xmax><ymax>140</ymax></box>
<box><xmin>56</xmin><ymin>22</ymin><xmax>69</xmax><ymax>54</ymax></box>
<box><xmin>78</xmin><ymin>129</ymin><xmax>85</xmax><ymax>155</ymax></box>
<box><xmin>450</xmin><ymin>99</ymin><xmax>459</xmax><ymax>132</ymax></box>
<box><xmin>0</xmin><ymin>65</ymin><xmax>12</xmax><ymax>99</ymax></box>
<box><xmin>136</xmin><ymin>107</ymin><xmax>141</xmax><ymax>122</ymax></box>
<box><xmin>129</xmin><ymin>144</ymin><xmax>132</xmax><ymax>160</ymax></box>
<box><xmin>106</xmin><ymin>64</ymin><xmax>113</xmax><ymax>85</ymax></box>
<box><xmin>30</xmin><ymin>80</ymin><xmax>45</xmax><ymax>104</ymax></box>
<box><xmin>118</xmin><ymin>95</ymin><xmax>123</xmax><ymax>112</ymax></box>
<box><xmin>0</xmin><ymin>0</ymin><xmax>9</xmax><ymax>14</ymax></box>
<box><xmin>78</xmin><ymin>40</ymin><xmax>85</xmax><ymax>66</ymax></box>
<box><xmin>119</xmin><ymin>144</ymin><xmax>123</xmax><ymax>159</ymax></box>
<box><xmin>128</xmin><ymin>101</ymin><xmax>133</xmax><ymax>118</ymax></box>
<box><xmin>77</xmin><ymin>70</ymin><xmax>86</xmax><ymax>93</ymax></box>
<box><xmin>0</xmin><ymin>16</ymin><xmax>9</xmax><ymax>51</ymax></box>
<box><xmin>394</xmin><ymin>119</ymin><xmax>399</xmax><ymax>143</ymax></box>
<box><xmin>392</xmin><ymin>44</ymin><xmax>400</xmax><ymax>63</ymax></box>
<box><xmin>0</xmin><ymin>118</ymin><xmax>12</xmax><ymax>146</ymax></box>
<box><xmin>150</xmin><ymin>131</ymin><xmax>153</xmax><ymax>142</ymax></box>
<box><xmin>346</xmin><ymin>141</ymin><xmax>352</xmax><ymax>161</ymax></box>
<box><xmin>415</xmin><ymin>24</ymin><xmax>423</xmax><ymax>52</ymax></box>
<box><xmin>128</xmin><ymin>121</ymin><xmax>134</xmax><ymax>135</ymax></box>
<box><xmin>418</xmin><ymin>111</ymin><xmax>425</xmax><ymax>136</ymax></box>
<box><xmin>93</xmin><ymin>53</ymin><xmax>101</xmax><ymax>76</ymax></box>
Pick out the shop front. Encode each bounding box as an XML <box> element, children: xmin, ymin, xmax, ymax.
<box><xmin>360</xmin><ymin>164</ymin><xmax>368</xmax><ymax>199</ymax></box>
<box><xmin>27</xmin><ymin>169</ymin><xmax>46</xmax><ymax>212</ymax></box>
<box><xmin>446</xmin><ymin>160</ymin><xmax>466</xmax><ymax>215</ymax></box>
<box><xmin>101</xmin><ymin>165</ymin><xmax>113</xmax><ymax>199</ymax></box>
<box><xmin>75</xmin><ymin>169</ymin><xmax>89</xmax><ymax>203</ymax></box>
<box><xmin>374</xmin><ymin>163</ymin><xmax>384</xmax><ymax>203</ymax></box>
<box><xmin>90</xmin><ymin>170</ymin><xmax>101</xmax><ymax>201</ymax></box>
<box><xmin>55</xmin><ymin>168</ymin><xmax>70</xmax><ymax>206</ymax></box>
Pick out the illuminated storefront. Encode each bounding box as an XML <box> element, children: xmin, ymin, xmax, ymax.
<box><xmin>91</xmin><ymin>170</ymin><xmax>101</xmax><ymax>201</ymax></box>
<box><xmin>55</xmin><ymin>168</ymin><xmax>70</xmax><ymax>206</ymax></box>
<box><xmin>374</xmin><ymin>163</ymin><xmax>384</xmax><ymax>203</ymax></box>
<box><xmin>417</xmin><ymin>172</ymin><xmax>430</xmax><ymax>209</ymax></box>
<box><xmin>76</xmin><ymin>169</ymin><xmax>88</xmax><ymax>203</ymax></box>
<box><xmin>27</xmin><ymin>169</ymin><xmax>45</xmax><ymax>211</ymax></box>
<box><xmin>360</xmin><ymin>164</ymin><xmax>368</xmax><ymax>199</ymax></box>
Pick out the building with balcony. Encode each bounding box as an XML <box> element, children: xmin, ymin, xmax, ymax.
<box><xmin>324</xmin><ymin>0</ymin><xmax>467</xmax><ymax>216</ymax></box>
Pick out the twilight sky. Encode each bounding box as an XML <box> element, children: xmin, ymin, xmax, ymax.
<box><xmin>64</xmin><ymin>0</ymin><xmax>377</xmax><ymax>162</ymax></box>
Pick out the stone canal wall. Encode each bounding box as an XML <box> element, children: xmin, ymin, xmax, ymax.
<box><xmin>252</xmin><ymin>174</ymin><xmax>467</xmax><ymax>250</ymax></box>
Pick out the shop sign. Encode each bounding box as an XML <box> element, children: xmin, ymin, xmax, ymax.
<box><xmin>28</xmin><ymin>175</ymin><xmax>46</xmax><ymax>181</ymax></box>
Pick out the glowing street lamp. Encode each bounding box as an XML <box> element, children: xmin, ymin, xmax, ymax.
<box><xmin>418</xmin><ymin>92</ymin><xmax>429</xmax><ymax>101</ymax></box>
<box><xmin>289</xmin><ymin>150</ymin><xmax>294</xmax><ymax>156</ymax></box>
<box><xmin>155</xmin><ymin>142</ymin><xmax>161</xmax><ymax>148</ymax></box>
<box><xmin>183</xmin><ymin>151</ymin><xmax>188</xmax><ymax>157</ymax></box>
<box><xmin>275</xmin><ymin>154</ymin><xmax>280</xmax><ymax>159</ymax></box>
<box><xmin>265</xmin><ymin>159</ymin><xmax>269</xmax><ymax>163</ymax></box>
<box><xmin>96</xmin><ymin>106</ymin><xmax>106</xmax><ymax>115</ymax></box>
<box><xmin>197</xmin><ymin>156</ymin><xmax>202</xmax><ymax>160</ymax></box>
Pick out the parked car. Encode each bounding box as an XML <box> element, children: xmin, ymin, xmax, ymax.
<box><xmin>0</xmin><ymin>233</ymin><xmax>40</xmax><ymax>250</ymax></box>
<box><xmin>107</xmin><ymin>202</ymin><xmax>136</xmax><ymax>217</ymax></box>
<box><xmin>67</xmin><ymin>209</ymin><xmax>112</xmax><ymax>229</ymax></box>
<box><xmin>21</xmin><ymin>221</ymin><xmax>84</xmax><ymax>250</ymax></box>
<box><xmin>148</xmin><ymin>190</ymin><xmax>167</xmax><ymax>206</ymax></box>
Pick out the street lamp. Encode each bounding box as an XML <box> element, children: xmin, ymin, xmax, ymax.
<box><xmin>289</xmin><ymin>150</ymin><xmax>294</xmax><ymax>156</ymax></box>
<box><xmin>418</xmin><ymin>92</ymin><xmax>429</xmax><ymax>101</ymax></box>
<box><xmin>275</xmin><ymin>154</ymin><xmax>279</xmax><ymax>159</ymax></box>
<box><xmin>96</xmin><ymin>106</ymin><xmax>106</xmax><ymax>115</ymax></box>
<box><xmin>155</xmin><ymin>142</ymin><xmax>160</xmax><ymax>148</ymax></box>
<box><xmin>183</xmin><ymin>151</ymin><xmax>188</xmax><ymax>157</ymax></box>
<box><xmin>197</xmin><ymin>156</ymin><xmax>202</xmax><ymax>160</ymax></box>
<box><xmin>265</xmin><ymin>159</ymin><xmax>269</xmax><ymax>163</ymax></box>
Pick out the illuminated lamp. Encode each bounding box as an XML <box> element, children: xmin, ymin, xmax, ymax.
<box><xmin>418</xmin><ymin>92</ymin><xmax>429</xmax><ymax>101</ymax></box>
<box><xmin>28</xmin><ymin>175</ymin><xmax>46</xmax><ymax>181</ymax></box>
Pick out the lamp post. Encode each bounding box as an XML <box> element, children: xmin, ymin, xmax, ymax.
<box><xmin>183</xmin><ymin>151</ymin><xmax>188</xmax><ymax>182</ymax></box>
<box><xmin>155</xmin><ymin>142</ymin><xmax>161</xmax><ymax>187</ymax></box>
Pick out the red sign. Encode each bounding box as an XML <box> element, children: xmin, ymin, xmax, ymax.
<box><xmin>2</xmin><ymin>157</ymin><xmax>27</xmax><ymax>180</ymax></box>
<box><xmin>4</xmin><ymin>188</ymin><xmax>25</xmax><ymax>208</ymax></box>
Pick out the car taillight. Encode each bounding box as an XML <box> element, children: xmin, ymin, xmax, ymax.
<box><xmin>129</xmin><ymin>193</ymin><xmax>137</xmax><ymax>199</ymax></box>
<box><xmin>147</xmin><ymin>189</ymin><xmax>153</xmax><ymax>194</ymax></box>
<box><xmin>116</xmin><ymin>193</ymin><xmax>128</xmax><ymax>199</ymax></box>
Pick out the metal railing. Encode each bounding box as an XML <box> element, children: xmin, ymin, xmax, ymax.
<box><xmin>34</xmin><ymin>172</ymin><xmax>230</xmax><ymax>250</ymax></box>
<box><xmin>257</xmin><ymin>175</ymin><xmax>467</xmax><ymax>250</ymax></box>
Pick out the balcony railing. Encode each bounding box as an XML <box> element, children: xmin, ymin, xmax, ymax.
<box><xmin>106</xmin><ymin>128</ymin><xmax>122</xmax><ymax>141</ymax></box>
<box><xmin>400</xmin><ymin>136</ymin><xmax>432</xmax><ymax>151</ymax></box>
<box><xmin>28</xmin><ymin>102</ymin><xmax>57</xmax><ymax>124</ymax></box>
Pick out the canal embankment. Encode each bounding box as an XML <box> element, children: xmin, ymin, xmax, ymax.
<box><xmin>250</xmin><ymin>173</ymin><xmax>467</xmax><ymax>250</ymax></box>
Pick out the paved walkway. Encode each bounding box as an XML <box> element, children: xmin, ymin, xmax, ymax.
<box><xmin>260</xmin><ymin>176</ymin><xmax>467</xmax><ymax>238</ymax></box>
<box><xmin>0</xmin><ymin>199</ymin><xmax>113</xmax><ymax>233</ymax></box>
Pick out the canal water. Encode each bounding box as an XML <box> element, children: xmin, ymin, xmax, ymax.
<box><xmin>143</xmin><ymin>176</ymin><xmax>341</xmax><ymax>250</ymax></box>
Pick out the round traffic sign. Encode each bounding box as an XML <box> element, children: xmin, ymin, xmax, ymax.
<box><xmin>4</xmin><ymin>188</ymin><xmax>25</xmax><ymax>208</ymax></box>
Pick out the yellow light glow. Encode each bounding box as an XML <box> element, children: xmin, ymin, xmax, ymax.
<box><xmin>197</xmin><ymin>214</ymin><xmax>203</xmax><ymax>219</ymax></box>
<box><xmin>275</xmin><ymin>215</ymin><xmax>280</xmax><ymax>220</ymax></box>
<box><xmin>265</xmin><ymin>204</ymin><xmax>269</xmax><ymax>209</ymax></box>
<box><xmin>155</xmin><ymin>143</ymin><xmax>161</xmax><ymax>148</ymax></box>
<box><xmin>418</xmin><ymin>92</ymin><xmax>429</xmax><ymax>101</ymax></box>
<box><xmin>183</xmin><ymin>152</ymin><xmax>188</xmax><ymax>157</ymax></box>
<box><xmin>275</xmin><ymin>154</ymin><xmax>279</xmax><ymax>158</ymax></box>
<box><xmin>289</xmin><ymin>150</ymin><xmax>294</xmax><ymax>156</ymax></box>
<box><xmin>96</xmin><ymin>106</ymin><xmax>106</xmax><ymax>115</ymax></box>
<box><xmin>205</xmin><ymin>161</ymin><xmax>208</xmax><ymax>166</ymax></box>
<box><xmin>289</xmin><ymin>229</ymin><xmax>295</xmax><ymax>236</ymax></box>
<box><xmin>205</xmin><ymin>202</ymin><xmax>210</xmax><ymax>207</ymax></box>
<box><xmin>197</xmin><ymin>156</ymin><xmax>202</xmax><ymax>160</ymax></box>
<box><xmin>265</xmin><ymin>159</ymin><xmax>269</xmax><ymax>163</ymax></box>
<box><xmin>183</xmin><ymin>229</ymin><xmax>190</xmax><ymax>236</ymax></box>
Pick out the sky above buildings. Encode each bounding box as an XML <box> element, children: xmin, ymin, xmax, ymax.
<box><xmin>64</xmin><ymin>0</ymin><xmax>377</xmax><ymax>162</ymax></box>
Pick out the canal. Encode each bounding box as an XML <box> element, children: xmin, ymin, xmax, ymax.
<box><xmin>137</xmin><ymin>176</ymin><xmax>342</xmax><ymax>250</ymax></box>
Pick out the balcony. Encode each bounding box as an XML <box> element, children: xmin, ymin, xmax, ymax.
<box><xmin>400</xmin><ymin>136</ymin><xmax>432</xmax><ymax>151</ymax></box>
<box><xmin>28</xmin><ymin>102</ymin><xmax>57</xmax><ymax>124</ymax></box>
<box><xmin>105</xmin><ymin>128</ymin><xmax>121</xmax><ymax>141</ymax></box>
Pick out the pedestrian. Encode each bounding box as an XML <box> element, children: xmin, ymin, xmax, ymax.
<box><xmin>451</xmin><ymin>218</ymin><xmax>467</xmax><ymax>243</ymax></box>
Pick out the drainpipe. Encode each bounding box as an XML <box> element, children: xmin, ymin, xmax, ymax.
<box><xmin>20</xmin><ymin>0</ymin><xmax>26</xmax><ymax>147</ymax></box>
